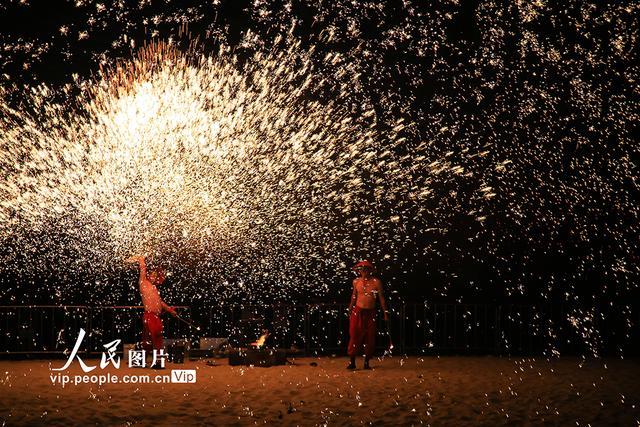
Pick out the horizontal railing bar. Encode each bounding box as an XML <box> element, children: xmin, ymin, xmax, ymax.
<box><xmin>91</xmin><ymin>306</ymin><xmax>190</xmax><ymax>309</ymax></box>
<box><xmin>0</xmin><ymin>305</ymin><xmax>189</xmax><ymax>309</ymax></box>
<box><xmin>0</xmin><ymin>305</ymin><xmax>89</xmax><ymax>309</ymax></box>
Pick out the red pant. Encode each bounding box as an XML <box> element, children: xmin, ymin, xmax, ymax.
<box><xmin>142</xmin><ymin>312</ymin><xmax>163</xmax><ymax>353</ymax></box>
<box><xmin>348</xmin><ymin>306</ymin><xmax>376</xmax><ymax>358</ymax></box>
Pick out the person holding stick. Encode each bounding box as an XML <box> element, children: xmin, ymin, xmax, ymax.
<box><xmin>126</xmin><ymin>255</ymin><xmax>177</xmax><ymax>368</ymax></box>
<box><xmin>347</xmin><ymin>260</ymin><xmax>389</xmax><ymax>370</ymax></box>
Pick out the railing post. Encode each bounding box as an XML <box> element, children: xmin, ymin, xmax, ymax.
<box><xmin>453</xmin><ymin>304</ymin><xmax>458</xmax><ymax>350</ymax></box>
<box><xmin>496</xmin><ymin>305</ymin><xmax>502</xmax><ymax>355</ymax></box>
<box><xmin>87</xmin><ymin>306</ymin><xmax>92</xmax><ymax>357</ymax></box>
<box><xmin>304</xmin><ymin>304</ymin><xmax>310</xmax><ymax>356</ymax></box>
<box><xmin>209</xmin><ymin>306</ymin><xmax>213</xmax><ymax>338</ymax></box>
<box><xmin>399</xmin><ymin>303</ymin><xmax>405</xmax><ymax>354</ymax></box>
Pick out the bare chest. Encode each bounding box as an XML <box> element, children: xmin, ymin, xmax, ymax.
<box><xmin>356</xmin><ymin>280</ymin><xmax>378</xmax><ymax>297</ymax></box>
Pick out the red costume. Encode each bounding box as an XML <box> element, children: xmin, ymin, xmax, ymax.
<box><xmin>348</xmin><ymin>306</ymin><xmax>377</xmax><ymax>358</ymax></box>
<box><xmin>142</xmin><ymin>312</ymin><xmax>163</xmax><ymax>353</ymax></box>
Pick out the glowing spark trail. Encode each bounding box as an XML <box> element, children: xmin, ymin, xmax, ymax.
<box><xmin>0</xmin><ymin>39</ymin><xmax>451</xmax><ymax>300</ymax></box>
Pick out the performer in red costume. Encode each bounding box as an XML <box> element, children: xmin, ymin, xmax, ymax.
<box><xmin>347</xmin><ymin>260</ymin><xmax>389</xmax><ymax>370</ymax></box>
<box><xmin>126</xmin><ymin>256</ymin><xmax>177</xmax><ymax>368</ymax></box>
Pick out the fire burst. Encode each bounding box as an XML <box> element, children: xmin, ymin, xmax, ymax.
<box><xmin>0</xmin><ymin>38</ymin><xmax>444</xmax><ymax>298</ymax></box>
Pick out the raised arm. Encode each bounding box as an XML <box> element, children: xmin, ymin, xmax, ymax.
<box><xmin>125</xmin><ymin>256</ymin><xmax>147</xmax><ymax>284</ymax></box>
<box><xmin>376</xmin><ymin>279</ymin><xmax>389</xmax><ymax>320</ymax></box>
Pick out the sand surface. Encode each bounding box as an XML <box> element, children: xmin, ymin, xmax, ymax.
<box><xmin>1</xmin><ymin>356</ymin><xmax>639</xmax><ymax>426</ymax></box>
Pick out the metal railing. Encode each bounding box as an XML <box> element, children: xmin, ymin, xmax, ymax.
<box><xmin>1</xmin><ymin>302</ymin><xmax>637</xmax><ymax>356</ymax></box>
<box><xmin>0</xmin><ymin>305</ymin><xmax>190</xmax><ymax>355</ymax></box>
<box><xmin>200</xmin><ymin>302</ymin><xmax>535</xmax><ymax>355</ymax></box>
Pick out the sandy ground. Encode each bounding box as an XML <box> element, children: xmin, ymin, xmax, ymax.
<box><xmin>0</xmin><ymin>356</ymin><xmax>639</xmax><ymax>426</ymax></box>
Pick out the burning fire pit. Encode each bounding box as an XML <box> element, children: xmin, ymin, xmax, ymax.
<box><xmin>228</xmin><ymin>331</ymin><xmax>288</xmax><ymax>367</ymax></box>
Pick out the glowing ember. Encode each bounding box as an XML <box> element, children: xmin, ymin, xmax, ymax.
<box><xmin>250</xmin><ymin>331</ymin><xmax>270</xmax><ymax>349</ymax></box>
